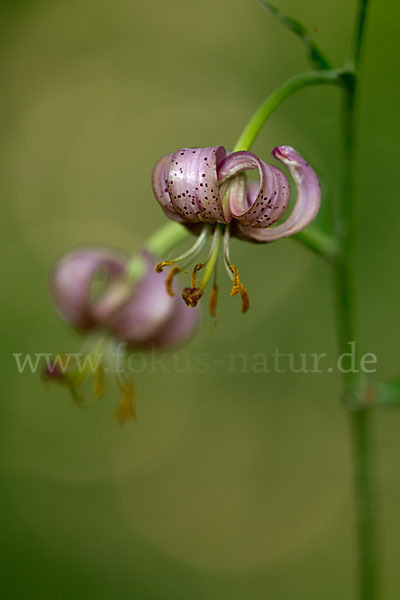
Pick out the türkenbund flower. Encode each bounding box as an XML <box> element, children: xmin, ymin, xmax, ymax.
<box><xmin>44</xmin><ymin>247</ymin><xmax>199</xmax><ymax>422</ymax></box>
<box><xmin>152</xmin><ymin>145</ymin><xmax>320</xmax><ymax>314</ymax></box>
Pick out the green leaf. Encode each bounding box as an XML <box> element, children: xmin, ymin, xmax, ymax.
<box><xmin>256</xmin><ymin>0</ymin><xmax>333</xmax><ymax>71</ymax></box>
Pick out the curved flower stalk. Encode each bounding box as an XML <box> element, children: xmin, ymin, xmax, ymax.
<box><xmin>152</xmin><ymin>145</ymin><xmax>320</xmax><ymax>314</ymax></box>
<box><xmin>44</xmin><ymin>247</ymin><xmax>199</xmax><ymax>422</ymax></box>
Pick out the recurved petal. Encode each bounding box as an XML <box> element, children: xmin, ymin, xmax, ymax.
<box><xmin>218</xmin><ymin>173</ymin><xmax>247</xmax><ymax>223</ymax></box>
<box><xmin>151</xmin><ymin>298</ymin><xmax>200</xmax><ymax>348</ymax></box>
<box><xmin>165</xmin><ymin>147</ymin><xmax>227</xmax><ymax>223</ymax></box>
<box><xmin>217</xmin><ymin>151</ymin><xmax>290</xmax><ymax>227</ymax></box>
<box><xmin>50</xmin><ymin>248</ymin><xmax>126</xmax><ymax>330</ymax></box>
<box><xmin>107</xmin><ymin>252</ymin><xmax>178</xmax><ymax>347</ymax></box>
<box><xmin>152</xmin><ymin>153</ymin><xmax>185</xmax><ymax>223</ymax></box>
<box><xmin>237</xmin><ymin>146</ymin><xmax>321</xmax><ymax>242</ymax></box>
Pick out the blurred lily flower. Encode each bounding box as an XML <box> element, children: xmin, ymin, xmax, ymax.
<box><xmin>44</xmin><ymin>247</ymin><xmax>199</xmax><ymax>422</ymax></box>
<box><xmin>152</xmin><ymin>145</ymin><xmax>320</xmax><ymax>314</ymax></box>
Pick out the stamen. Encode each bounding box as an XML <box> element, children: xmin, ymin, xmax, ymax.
<box><xmin>93</xmin><ymin>365</ymin><xmax>106</xmax><ymax>398</ymax></box>
<box><xmin>155</xmin><ymin>260</ymin><xmax>172</xmax><ymax>273</ymax></box>
<box><xmin>181</xmin><ymin>226</ymin><xmax>222</xmax><ymax>308</ymax></box>
<box><xmin>181</xmin><ymin>263</ymin><xmax>204</xmax><ymax>308</ymax></box>
<box><xmin>209</xmin><ymin>254</ymin><xmax>219</xmax><ymax>317</ymax></box>
<box><xmin>223</xmin><ymin>224</ymin><xmax>233</xmax><ymax>280</ymax></box>
<box><xmin>165</xmin><ymin>266</ymin><xmax>182</xmax><ymax>296</ymax></box>
<box><xmin>42</xmin><ymin>360</ymin><xmax>65</xmax><ymax>382</ymax></box>
<box><xmin>209</xmin><ymin>283</ymin><xmax>218</xmax><ymax>317</ymax></box>
<box><xmin>191</xmin><ymin>263</ymin><xmax>204</xmax><ymax>287</ymax></box>
<box><xmin>180</xmin><ymin>263</ymin><xmax>204</xmax><ymax>305</ymax></box>
<box><xmin>115</xmin><ymin>382</ymin><xmax>136</xmax><ymax>424</ymax></box>
<box><xmin>228</xmin><ymin>265</ymin><xmax>250</xmax><ymax>313</ymax></box>
<box><xmin>181</xmin><ymin>286</ymin><xmax>204</xmax><ymax>307</ymax></box>
<box><xmin>42</xmin><ymin>354</ymin><xmax>85</xmax><ymax>406</ymax></box>
<box><xmin>155</xmin><ymin>224</ymin><xmax>211</xmax><ymax>273</ymax></box>
<box><xmin>223</xmin><ymin>225</ymin><xmax>250</xmax><ymax>313</ymax></box>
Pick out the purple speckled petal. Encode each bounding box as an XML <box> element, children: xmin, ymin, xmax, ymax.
<box><xmin>50</xmin><ymin>248</ymin><xmax>126</xmax><ymax>330</ymax></box>
<box><xmin>236</xmin><ymin>146</ymin><xmax>321</xmax><ymax>242</ymax></box>
<box><xmin>217</xmin><ymin>151</ymin><xmax>290</xmax><ymax>227</ymax></box>
<box><xmin>152</xmin><ymin>153</ymin><xmax>185</xmax><ymax>223</ymax></box>
<box><xmin>153</xmin><ymin>147</ymin><xmax>227</xmax><ymax>223</ymax></box>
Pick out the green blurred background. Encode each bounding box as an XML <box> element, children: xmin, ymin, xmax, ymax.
<box><xmin>1</xmin><ymin>0</ymin><xmax>399</xmax><ymax>598</ymax></box>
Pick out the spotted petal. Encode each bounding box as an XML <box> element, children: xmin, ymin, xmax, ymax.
<box><xmin>217</xmin><ymin>150</ymin><xmax>290</xmax><ymax>228</ymax></box>
<box><xmin>152</xmin><ymin>146</ymin><xmax>227</xmax><ymax>223</ymax></box>
<box><xmin>152</xmin><ymin>153</ymin><xmax>185</xmax><ymax>223</ymax></box>
<box><xmin>236</xmin><ymin>146</ymin><xmax>321</xmax><ymax>242</ymax></box>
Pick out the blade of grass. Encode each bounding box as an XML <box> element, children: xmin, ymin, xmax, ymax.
<box><xmin>256</xmin><ymin>0</ymin><xmax>333</xmax><ymax>70</ymax></box>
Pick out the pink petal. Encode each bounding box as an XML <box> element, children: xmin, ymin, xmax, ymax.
<box><xmin>153</xmin><ymin>147</ymin><xmax>227</xmax><ymax>224</ymax></box>
<box><xmin>217</xmin><ymin>151</ymin><xmax>290</xmax><ymax>227</ymax></box>
<box><xmin>152</xmin><ymin>153</ymin><xmax>186</xmax><ymax>223</ymax></box>
<box><xmin>107</xmin><ymin>252</ymin><xmax>177</xmax><ymax>346</ymax></box>
<box><xmin>151</xmin><ymin>298</ymin><xmax>200</xmax><ymax>348</ymax></box>
<box><xmin>104</xmin><ymin>252</ymin><xmax>199</xmax><ymax>349</ymax></box>
<box><xmin>51</xmin><ymin>247</ymin><xmax>199</xmax><ymax>349</ymax></box>
<box><xmin>237</xmin><ymin>146</ymin><xmax>321</xmax><ymax>242</ymax></box>
<box><xmin>50</xmin><ymin>248</ymin><xmax>126</xmax><ymax>330</ymax></box>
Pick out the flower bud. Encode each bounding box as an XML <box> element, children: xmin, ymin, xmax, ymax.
<box><xmin>50</xmin><ymin>247</ymin><xmax>199</xmax><ymax>348</ymax></box>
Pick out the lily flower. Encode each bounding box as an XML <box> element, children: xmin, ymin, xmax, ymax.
<box><xmin>152</xmin><ymin>145</ymin><xmax>321</xmax><ymax>314</ymax></box>
<box><xmin>44</xmin><ymin>247</ymin><xmax>199</xmax><ymax>422</ymax></box>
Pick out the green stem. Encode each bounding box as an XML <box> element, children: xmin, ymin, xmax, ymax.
<box><xmin>335</xmin><ymin>81</ymin><xmax>357</xmax><ymax>380</ymax></box>
<box><xmin>126</xmin><ymin>221</ymin><xmax>190</xmax><ymax>281</ymax></box>
<box><xmin>233</xmin><ymin>69</ymin><xmax>344</xmax><ymax>152</ymax></box>
<box><xmin>145</xmin><ymin>221</ymin><xmax>190</xmax><ymax>257</ymax></box>
<box><xmin>336</xmin><ymin>1</ymin><xmax>378</xmax><ymax>599</ymax></box>
<box><xmin>346</xmin><ymin>0</ymin><xmax>370</xmax><ymax>71</ymax></box>
<box><xmin>350</xmin><ymin>409</ymin><xmax>378</xmax><ymax>600</ymax></box>
<box><xmin>231</xmin><ymin>3</ymin><xmax>376</xmax><ymax>596</ymax></box>
<box><xmin>232</xmin><ymin>69</ymin><xmax>343</xmax><ymax>261</ymax></box>
<box><xmin>256</xmin><ymin>0</ymin><xmax>333</xmax><ymax>71</ymax></box>
<box><xmin>294</xmin><ymin>227</ymin><xmax>338</xmax><ymax>262</ymax></box>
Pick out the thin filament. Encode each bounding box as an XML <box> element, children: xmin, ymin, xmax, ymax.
<box><xmin>156</xmin><ymin>224</ymin><xmax>211</xmax><ymax>272</ymax></box>
<box><xmin>223</xmin><ymin>224</ymin><xmax>234</xmax><ymax>280</ymax></box>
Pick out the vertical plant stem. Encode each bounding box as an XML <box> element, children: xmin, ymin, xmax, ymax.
<box><xmin>346</xmin><ymin>0</ymin><xmax>370</xmax><ymax>70</ymax></box>
<box><xmin>336</xmin><ymin>1</ymin><xmax>378</xmax><ymax>598</ymax></box>
<box><xmin>221</xmin><ymin>3</ymin><xmax>374</xmax><ymax>596</ymax></box>
<box><xmin>350</xmin><ymin>408</ymin><xmax>378</xmax><ymax>600</ymax></box>
<box><xmin>336</xmin><ymin>82</ymin><xmax>356</xmax><ymax>363</ymax></box>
